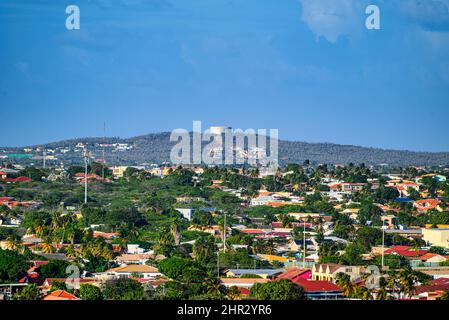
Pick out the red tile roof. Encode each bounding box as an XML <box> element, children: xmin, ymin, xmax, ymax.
<box><xmin>237</xmin><ymin>287</ymin><xmax>251</xmax><ymax>295</ymax></box>
<box><xmin>4</xmin><ymin>176</ymin><xmax>32</xmax><ymax>183</ymax></box>
<box><xmin>43</xmin><ymin>290</ymin><xmax>78</xmax><ymax>300</ymax></box>
<box><xmin>385</xmin><ymin>246</ymin><xmax>427</xmax><ymax>257</ymax></box>
<box><xmin>294</xmin><ymin>279</ymin><xmax>342</xmax><ymax>293</ymax></box>
<box><xmin>240</xmin><ymin>229</ymin><xmax>266</xmax><ymax>235</ymax></box>
<box><xmin>19</xmin><ymin>272</ymin><xmax>40</xmax><ymax>284</ymax></box>
<box><xmin>429</xmin><ymin>278</ymin><xmax>449</xmax><ymax>285</ymax></box>
<box><xmin>419</xmin><ymin>253</ymin><xmax>440</xmax><ymax>261</ymax></box>
<box><xmin>276</xmin><ymin>267</ymin><xmax>311</xmax><ymax>281</ymax></box>
<box><xmin>414</xmin><ymin>199</ymin><xmax>440</xmax><ymax>211</ymax></box>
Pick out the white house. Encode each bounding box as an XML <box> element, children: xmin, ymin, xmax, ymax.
<box><xmin>175</xmin><ymin>208</ymin><xmax>195</xmax><ymax>220</ymax></box>
<box><xmin>105</xmin><ymin>265</ymin><xmax>162</xmax><ymax>279</ymax></box>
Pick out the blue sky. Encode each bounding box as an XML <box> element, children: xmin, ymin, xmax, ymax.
<box><xmin>1</xmin><ymin>0</ymin><xmax>449</xmax><ymax>151</ymax></box>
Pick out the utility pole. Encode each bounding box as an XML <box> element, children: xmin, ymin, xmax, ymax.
<box><xmin>381</xmin><ymin>220</ymin><xmax>385</xmax><ymax>270</ymax></box>
<box><xmin>303</xmin><ymin>220</ymin><xmax>306</xmax><ymax>268</ymax></box>
<box><xmin>223</xmin><ymin>212</ymin><xmax>227</xmax><ymax>253</ymax></box>
<box><xmin>43</xmin><ymin>148</ymin><xmax>46</xmax><ymax>169</ymax></box>
<box><xmin>102</xmin><ymin>121</ymin><xmax>106</xmax><ymax>180</ymax></box>
<box><xmin>83</xmin><ymin>148</ymin><xmax>90</xmax><ymax>204</ymax></box>
<box><xmin>217</xmin><ymin>251</ymin><xmax>220</xmax><ymax>280</ymax></box>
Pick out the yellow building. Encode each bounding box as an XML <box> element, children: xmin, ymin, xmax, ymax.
<box><xmin>422</xmin><ymin>228</ymin><xmax>449</xmax><ymax>248</ymax></box>
<box><xmin>111</xmin><ymin>166</ymin><xmax>128</xmax><ymax>178</ymax></box>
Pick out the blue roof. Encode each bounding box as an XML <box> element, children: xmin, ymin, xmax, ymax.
<box><xmin>395</xmin><ymin>197</ymin><xmax>414</xmax><ymax>203</ymax></box>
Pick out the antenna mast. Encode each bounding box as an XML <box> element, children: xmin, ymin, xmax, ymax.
<box><xmin>43</xmin><ymin>148</ymin><xmax>46</xmax><ymax>169</ymax></box>
<box><xmin>83</xmin><ymin>147</ymin><xmax>90</xmax><ymax>204</ymax></box>
<box><xmin>102</xmin><ymin>121</ymin><xmax>106</xmax><ymax>180</ymax></box>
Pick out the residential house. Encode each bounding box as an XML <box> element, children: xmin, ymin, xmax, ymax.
<box><xmin>414</xmin><ymin>199</ymin><xmax>442</xmax><ymax>213</ymax></box>
<box><xmin>422</xmin><ymin>228</ymin><xmax>449</xmax><ymax>249</ymax></box>
<box><xmin>312</xmin><ymin>263</ymin><xmax>364</xmax><ymax>282</ymax></box>
<box><xmin>410</xmin><ymin>253</ymin><xmax>449</xmax><ymax>267</ymax></box>
<box><xmin>175</xmin><ymin>208</ymin><xmax>195</xmax><ymax>221</ymax></box>
<box><xmin>413</xmin><ymin>267</ymin><xmax>449</xmax><ymax>279</ymax></box>
<box><xmin>43</xmin><ymin>290</ymin><xmax>78</xmax><ymax>300</ymax></box>
<box><xmin>413</xmin><ymin>278</ymin><xmax>449</xmax><ymax>300</ymax></box>
<box><xmin>105</xmin><ymin>264</ymin><xmax>162</xmax><ymax>279</ymax></box>
<box><xmin>275</xmin><ymin>267</ymin><xmax>312</xmax><ymax>281</ymax></box>
<box><xmin>111</xmin><ymin>166</ymin><xmax>128</xmax><ymax>178</ymax></box>
<box><xmin>250</xmin><ymin>195</ymin><xmax>276</xmax><ymax>207</ymax></box>
<box><xmin>220</xmin><ymin>278</ymin><xmax>270</xmax><ymax>289</ymax></box>
<box><xmin>384</xmin><ymin>246</ymin><xmax>428</xmax><ymax>259</ymax></box>
<box><xmin>225</xmin><ymin>269</ymin><xmax>284</xmax><ymax>279</ymax></box>
<box><xmin>293</xmin><ymin>278</ymin><xmax>343</xmax><ymax>300</ymax></box>
<box><xmin>126</xmin><ymin>244</ymin><xmax>146</xmax><ymax>254</ymax></box>
<box><xmin>115</xmin><ymin>253</ymin><xmax>153</xmax><ymax>265</ymax></box>
<box><xmin>175</xmin><ymin>196</ymin><xmax>205</xmax><ymax>203</ymax></box>
<box><xmin>340</xmin><ymin>183</ymin><xmax>366</xmax><ymax>193</ymax></box>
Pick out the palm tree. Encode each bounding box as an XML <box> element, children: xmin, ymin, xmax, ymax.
<box><xmin>193</xmin><ymin>236</ymin><xmax>216</xmax><ymax>263</ymax></box>
<box><xmin>398</xmin><ymin>267</ymin><xmax>417</xmax><ymax>298</ymax></box>
<box><xmin>227</xmin><ymin>286</ymin><xmax>240</xmax><ymax>300</ymax></box>
<box><xmin>203</xmin><ymin>276</ymin><xmax>226</xmax><ymax>297</ymax></box>
<box><xmin>386</xmin><ymin>271</ymin><xmax>399</xmax><ymax>299</ymax></box>
<box><xmin>361</xmin><ymin>287</ymin><xmax>373</xmax><ymax>300</ymax></box>
<box><xmin>65</xmin><ymin>244</ymin><xmax>78</xmax><ymax>258</ymax></box>
<box><xmin>32</xmin><ymin>224</ymin><xmax>45</xmax><ymax>238</ymax></box>
<box><xmin>59</xmin><ymin>214</ymin><xmax>76</xmax><ymax>244</ymax></box>
<box><xmin>5</xmin><ymin>235</ymin><xmax>22</xmax><ymax>251</ymax></box>
<box><xmin>41</xmin><ymin>237</ymin><xmax>55</xmax><ymax>253</ymax></box>
<box><xmin>335</xmin><ymin>272</ymin><xmax>353</xmax><ymax>298</ymax></box>
<box><xmin>438</xmin><ymin>290</ymin><xmax>449</xmax><ymax>300</ymax></box>
<box><xmin>376</xmin><ymin>276</ymin><xmax>388</xmax><ymax>300</ymax></box>
<box><xmin>171</xmin><ymin>220</ymin><xmax>181</xmax><ymax>246</ymax></box>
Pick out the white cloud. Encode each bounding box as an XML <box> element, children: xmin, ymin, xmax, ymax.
<box><xmin>299</xmin><ymin>0</ymin><xmax>370</xmax><ymax>43</ymax></box>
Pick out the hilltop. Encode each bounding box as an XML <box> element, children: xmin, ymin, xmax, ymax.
<box><xmin>1</xmin><ymin>132</ymin><xmax>449</xmax><ymax>167</ymax></box>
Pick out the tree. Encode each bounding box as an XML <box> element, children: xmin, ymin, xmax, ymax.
<box><xmin>103</xmin><ymin>278</ymin><xmax>145</xmax><ymax>300</ymax></box>
<box><xmin>335</xmin><ymin>272</ymin><xmax>353</xmax><ymax>297</ymax></box>
<box><xmin>429</xmin><ymin>246</ymin><xmax>449</xmax><ymax>255</ymax></box>
<box><xmin>318</xmin><ymin>241</ymin><xmax>341</xmax><ymax>264</ymax></box>
<box><xmin>79</xmin><ymin>284</ymin><xmax>103</xmax><ymax>300</ymax></box>
<box><xmin>398</xmin><ymin>267</ymin><xmax>419</xmax><ymax>298</ymax></box>
<box><xmin>357</xmin><ymin>201</ymin><xmax>382</xmax><ymax>226</ymax></box>
<box><xmin>153</xmin><ymin>281</ymin><xmax>188</xmax><ymax>300</ymax></box>
<box><xmin>339</xmin><ymin>243</ymin><xmax>364</xmax><ymax>266</ymax></box>
<box><xmin>39</xmin><ymin>260</ymin><xmax>71</xmax><ymax>279</ymax></box>
<box><xmin>374</xmin><ymin>254</ymin><xmax>408</xmax><ymax>269</ymax></box>
<box><xmin>14</xmin><ymin>284</ymin><xmax>42</xmax><ymax>300</ymax></box>
<box><xmin>252</xmin><ymin>239</ymin><xmax>275</xmax><ymax>255</ymax></box>
<box><xmin>50</xmin><ymin>280</ymin><xmax>68</xmax><ymax>292</ymax></box>
<box><xmin>218</xmin><ymin>249</ymin><xmax>267</xmax><ymax>269</ymax></box>
<box><xmin>158</xmin><ymin>257</ymin><xmax>205</xmax><ymax>283</ymax></box>
<box><xmin>355</xmin><ymin>227</ymin><xmax>382</xmax><ymax>252</ymax></box>
<box><xmin>18</xmin><ymin>167</ymin><xmax>46</xmax><ymax>182</ymax></box>
<box><xmin>250</xmin><ymin>279</ymin><xmax>306</xmax><ymax>300</ymax></box>
<box><xmin>192</xmin><ymin>235</ymin><xmax>216</xmax><ymax>265</ymax></box>
<box><xmin>438</xmin><ymin>291</ymin><xmax>449</xmax><ymax>300</ymax></box>
<box><xmin>227</xmin><ymin>286</ymin><xmax>240</xmax><ymax>300</ymax></box>
<box><xmin>377</xmin><ymin>276</ymin><xmax>388</xmax><ymax>300</ymax></box>
<box><xmin>0</xmin><ymin>249</ymin><xmax>29</xmax><ymax>283</ymax></box>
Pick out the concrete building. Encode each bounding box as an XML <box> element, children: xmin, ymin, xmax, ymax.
<box><xmin>422</xmin><ymin>228</ymin><xmax>449</xmax><ymax>248</ymax></box>
<box><xmin>175</xmin><ymin>208</ymin><xmax>195</xmax><ymax>220</ymax></box>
